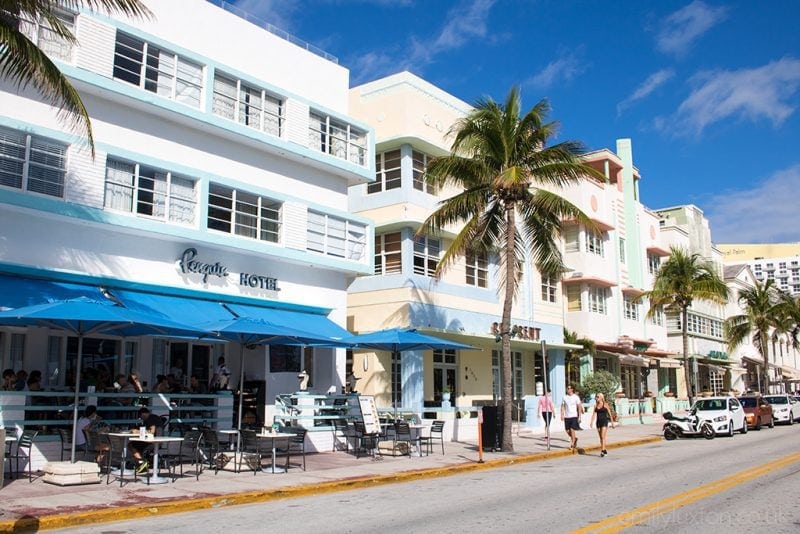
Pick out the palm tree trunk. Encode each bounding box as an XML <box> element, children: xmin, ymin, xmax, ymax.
<box><xmin>681</xmin><ymin>306</ymin><xmax>693</xmax><ymax>405</ymax></box>
<box><xmin>761</xmin><ymin>337</ymin><xmax>771</xmax><ymax>394</ymax></box>
<box><xmin>500</xmin><ymin>205</ymin><xmax>516</xmax><ymax>452</ymax></box>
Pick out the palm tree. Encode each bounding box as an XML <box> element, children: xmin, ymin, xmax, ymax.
<box><xmin>0</xmin><ymin>1</ymin><xmax>152</xmax><ymax>156</ymax></box>
<box><xmin>726</xmin><ymin>280</ymin><xmax>783</xmax><ymax>394</ymax></box>
<box><xmin>420</xmin><ymin>87</ymin><xmax>603</xmax><ymax>452</ymax></box>
<box><xmin>563</xmin><ymin>328</ymin><xmax>595</xmax><ymax>389</ymax></box>
<box><xmin>640</xmin><ymin>246</ymin><xmax>728</xmax><ymax>404</ymax></box>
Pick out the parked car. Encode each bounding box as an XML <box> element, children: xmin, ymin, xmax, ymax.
<box><xmin>691</xmin><ymin>396</ymin><xmax>747</xmax><ymax>436</ymax></box>
<box><xmin>738</xmin><ymin>395</ymin><xmax>774</xmax><ymax>430</ymax></box>
<box><xmin>763</xmin><ymin>394</ymin><xmax>800</xmax><ymax>424</ymax></box>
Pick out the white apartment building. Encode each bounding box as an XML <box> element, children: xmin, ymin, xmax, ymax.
<box><xmin>0</xmin><ymin>1</ymin><xmax>373</xmax><ymax>430</ymax></box>
<box><xmin>656</xmin><ymin>205</ymin><xmax>731</xmax><ymax>396</ymax></box>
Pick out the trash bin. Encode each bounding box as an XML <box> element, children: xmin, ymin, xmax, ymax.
<box><xmin>481</xmin><ymin>404</ymin><xmax>504</xmax><ymax>451</ymax></box>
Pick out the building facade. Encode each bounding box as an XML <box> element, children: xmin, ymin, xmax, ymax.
<box><xmin>718</xmin><ymin>243</ymin><xmax>800</xmax><ymax>297</ymax></box>
<box><xmin>347</xmin><ymin>72</ymin><xmax>577</xmax><ymax>426</ymax></box>
<box><xmin>0</xmin><ymin>1</ymin><xmax>373</xmax><ymax>427</ymax></box>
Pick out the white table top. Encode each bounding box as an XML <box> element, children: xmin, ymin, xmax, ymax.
<box><xmin>107</xmin><ymin>432</ymin><xmax>183</xmax><ymax>443</ymax></box>
<box><xmin>255</xmin><ymin>432</ymin><xmax>293</xmax><ymax>439</ymax></box>
<box><xmin>4</xmin><ymin>436</ymin><xmax>16</xmax><ymax>442</ymax></box>
<box><xmin>218</xmin><ymin>429</ymin><xmax>240</xmax><ymax>435</ymax></box>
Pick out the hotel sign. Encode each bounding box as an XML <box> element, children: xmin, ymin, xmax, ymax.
<box><xmin>178</xmin><ymin>248</ymin><xmax>279</xmax><ymax>291</ymax></box>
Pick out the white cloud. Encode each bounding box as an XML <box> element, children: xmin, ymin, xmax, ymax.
<box><xmin>706</xmin><ymin>165</ymin><xmax>800</xmax><ymax>243</ymax></box>
<box><xmin>656</xmin><ymin>0</ymin><xmax>728</xmax><ymax>56</ymax></box>
<box><xmin>349</xmin><ymin>0</ymin><xmax>495</xmax><ymax>83</ymax></box>
<box><xmin>525</xmin><ymin>52</ymin><xmax>586</xmax><ymax>90</ymax></box>
<box><xmin>656</xmin><ymin>58</ymin><xmax>800</xmax><ymax>136</ymax></box>
<box><xmin>408</xmin><ymin>0</ymin><xmax>495</xmax><ymax>64</ymax></box>
<box><xmin>617</xmin><ymin>69</ymin><xmax>675</xmax><ymax>114</ymax></box>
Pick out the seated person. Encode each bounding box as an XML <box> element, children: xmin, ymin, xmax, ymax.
<box><xmin>153</xmin><ymin>374</ymin><xmax>171</xmax><ymax>394</ymax></box>
<box><xmin>129</xmin><ymin>407</ymin><xmax>163</xmax><ymax>474</ymax></box>
<box><xmin>189</xmin><ymin>374</ymin><xmax>207</xmax><ymax>394</ymax></box>
<box><xmin>76</xmin><ymin>405</ymin><xmax>102</xmax><ymax>457</ymax></box>
<box><xmin>2</xmin><ymin>368</ymin><xmax>16</xmax><ymax>390</ymax></box>
<box><xmin>128</xmin><ymin>371</ymin><xmax>144</xmax><ymax>393</ymax></box>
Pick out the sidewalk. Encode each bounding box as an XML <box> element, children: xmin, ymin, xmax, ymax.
<box><xmin>0</xmin><ymin>422</ymin><xmax>662</xmax><ymax>532</ymax></box>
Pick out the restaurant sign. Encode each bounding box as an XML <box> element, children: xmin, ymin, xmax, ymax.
<box><xmin>178</xmin><ymin>247</ymin><xmax>280</xmax><ymax>291</ymax></box>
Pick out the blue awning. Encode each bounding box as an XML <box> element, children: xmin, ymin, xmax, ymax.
<box><xmin>0</xmin><ymin>274</ymin><xmax>104</xmax><ymax>310</ymax></box>
<box><xmin>110</xmin><ymin>290</ymin><xmax>234</xmax><ymax>326</ymax></box>
<box><xmin>226</xmin><ymin>303</ymin><xmax>350</xmax><ymax>340</ymax></box>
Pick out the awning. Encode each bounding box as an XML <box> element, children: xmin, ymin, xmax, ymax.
<box><xmin>112</xmin><ymin>289</ymin><xmax>233</xmax><ymax>326</ymax></box>
<box><xmin>226</xmin><ymin>304</ymin><xmax>350</xmax><ymax>340</ymax></box>
<box><xmin>598</xmin><ymin>350</ymin><xmax>649</xmax><ymax>367</ymax></box>
<box><xmin>654</xmin><ymin>357</ymin><xmax>682</xmax><ymax>368</ymax></box>
<box><xmin>0</xmin><ymin>274</ymin><xmax>104</xmax><ymax>310</ymax></box>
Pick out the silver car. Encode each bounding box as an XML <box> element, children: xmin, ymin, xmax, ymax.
<box><xmin>763</xmin><ymin>394</ymin><xmax>800</xmax><ymax>424</ymax></box>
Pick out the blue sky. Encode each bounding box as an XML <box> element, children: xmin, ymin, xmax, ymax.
<box><xmin>228</xmin><ymin>0</ymin><xmax>800</xmax><ymax>244</ymax></box>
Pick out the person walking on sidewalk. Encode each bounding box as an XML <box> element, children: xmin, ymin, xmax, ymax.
<box><xmin>561</xmin><ymin>385</ymin><xmax>584</xmax><ymax>451</ymax></box>
<box><xmin>538</xmin><ymin>388</ymin><xmax>554</xmax><ymax>442</ymax></box>
<box><xmin>590</xmin><ymin>393</ymin><xmax>613</xmax><ymax>457</ymax></box>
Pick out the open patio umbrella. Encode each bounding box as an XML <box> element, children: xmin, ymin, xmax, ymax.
<box><xmin>200</xmin><ymin>315</ymin><xmax>352</xmax><ymax>430</ymax></box>
<box><xmin>344</xmin><ymin>328</ymin><xmax>475</xmax><ymax>415</ymax></box>
<box><xmin>0</xmin><ymin>296</ymin><xmax>205</xmax><ymax>462</ymax></box>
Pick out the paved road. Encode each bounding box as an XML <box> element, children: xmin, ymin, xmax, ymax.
<box><xmin>58</xmin><ymin>425</ymin><xmax>800</xmax><ymax>533</ymax></box>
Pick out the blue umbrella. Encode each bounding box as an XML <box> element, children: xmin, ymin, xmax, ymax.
<box><xmin>199</xmin><ymin>315</ymin><xmax>352</xmax><ymax>430</ymax></box>
<box><xmin>344</xmin><ymin>328</ymin><xmax>475</xmax><ymax>415</ymax></box>
<box><xmin>0</xmin><ymin>296</ymin><xmax>205</xmax><ymax>462</ymax></box>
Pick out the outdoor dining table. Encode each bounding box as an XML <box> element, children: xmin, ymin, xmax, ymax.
<box><xmin>218</xmin><ymin>429</ymin><xmax>239</xmax><ymax>452</ymax></box>
<box><xmin>108</xmin><ymin>432</ymin><xmax>183</xmax><ymax>484</ymax></box>
<box><xmin>408</xmin><ymin>424</ymin><xmax>427</xmax><ymax>457</ymax></box>
<box><xmin>255</xmin><ymin>431</ymin><xmax>293</xmax><ymax>474</ymax></box>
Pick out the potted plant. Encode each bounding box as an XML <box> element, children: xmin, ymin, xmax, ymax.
<box><xmin>442</xmin><ymin>386</ymin><xmax>452</xmax><ymax>402</ymax></box>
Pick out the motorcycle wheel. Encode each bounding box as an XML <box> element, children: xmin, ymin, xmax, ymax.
<box><xmin>755</xmin><ymin>417</ymin><xmax>761</xmax><ymax>431</ymax></box>
<box><xmin>727</xmin><ymin>422</ymin><xmax>734</xmax><ymax>437</ymax></box>
<box><xmin>664</xmin><ymin>427</ymin><xmax>678</xmax><ymax>441</ymax></box>
<box><xmin>740</xmin><ymin>420</ymin><xmax>747</xmax><ymax>434</ymax></box>
<box><xmin>768</xmin><ymin>416</ymin><xmax>774</xmax><ymax>429</ymax></box>
<box><xmin>701</xmin><ymin>423</ymin><xmax>715</xmax><ymax>440</ymax></box>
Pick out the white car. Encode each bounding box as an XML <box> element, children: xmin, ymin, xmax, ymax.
<box><xmin>691</xmin><ymin>396</ymin><xmax>747</xmax><ymax>436</ymax></box>
<box><xmin>763</xmin><ymin>394</ymin><xmax>800</xmax><ymax>424</ymax></box>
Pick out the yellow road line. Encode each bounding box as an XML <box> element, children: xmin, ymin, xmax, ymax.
<box><xmin>573</xmin><ymin>451</ymin><xmax>800</xmax><ymax>534</ymax></box>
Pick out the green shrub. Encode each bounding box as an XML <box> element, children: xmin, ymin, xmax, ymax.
<box><xmin>577</xmin><ymin>370</ymin><xmax>620</xmax><ymax>403</ymax></box>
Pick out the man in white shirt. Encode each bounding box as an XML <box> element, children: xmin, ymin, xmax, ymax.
<box><xmin>561</xmin><ymin>385</ymin><xmax>584</xmax><ymax>451</ymax></box>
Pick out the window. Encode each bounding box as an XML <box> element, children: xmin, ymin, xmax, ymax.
<box><xmin>391</xmin><ymin>351</ymin><xmax>402</xmax><ymax>406</ymax></box>
<box><xmin>564</xmin><ymin>225</ymin><xmax>579</xmax><ymax>253</ymax></box>
<box><xmin>375</xmin><ymin>232</ymin><xmax>402</xmax><ymax>274</ymax></box>
<box><xmin>309</xmin><ymin>112</ymin><xmax>367</xmax><ymax>165</ymax></box>
<box><xmin>623</xmin><ymin>295</ymin><xmax>639</xmax><ymax>320</ymax></box>
<box><xmin>31</xmin><ymin>7</ymin><xmax>75</xmax><ymax>62</ymax></box>
<box><xmin>648</xmin><ymin>254</ymin><xmax>661</xmax><ymax>275</ymax></box>
<box><xmin>587</xmin><ymin>285</ymin><xmax>607</xmax><ymax>314</ymax></box>
<box><xmin>465</xmin><ymin>251</ymin><xmax>488</xmax><ymax>288</ymax></box>
<box><xmin>104</xmin><ymin>158</ymin><xmax>196</xmax><ymax>225</ymax></box>
<box><xmin>412</xmin><ymin>150</ymin><xmax>436</xmax><ymax>194</ymax></box>
<box><xmin>586</xmin><ymin>229</ymin><xmax>604</xmax><ymax>256</ymax></box>
<box><xmin>113</xmin><ymin>31</ymin><xmax>202</xmax><ymax>107</ymax></box>
<box><xmin>368</xmin><ymin>150</ymin><xmax>401</xmax><ymax>193</ymax></box>
<box><xmin>207</xmin><ymin>183</ymin><xmax>281</xmax><ymax>243</ymax></box>
<box><xmin>269</xmin><ymin>345</ymin><xmax>301</xmax><ymax>373</ymax></box>
<box><xmin>212</xmin><ymin>74</ymin><xmax>283</xmax><ymax>136</ymax></box>
<box><xmin>619</xmin><ymin>237</ymin><xmax>626</xmax><ymax>263</ymax></box>
<box><xmin>650</xmin><ymin>305</ymin><xmax>664</xmax><ymax>326</ymax></box>
<box><xmin>413</xmin><ymin>235</ymin><xmax>440</xmax><ymax>276</ymax></box>
<box><xmin>0</xmin><ymin>127</ymin><xmax>67</xmax><ymax>197</ymax></box>
<box><xmin>541</xmin><ymin>276</ymin><xmax>558</xmax><ymax>303</ymax></box>
<box><xmin>307</xmin><ymin>211</ymin><xmax>366</xmax><ymax>260</ymax></box>
<box><xmin>566</xmin><ymin>285</ymin><xmax>581</xmax><ymax>312</ymax></box>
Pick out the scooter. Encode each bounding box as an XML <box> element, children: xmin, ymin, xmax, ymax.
<box><xmin>662</xmin><ymin>411</ymin><xmax>715</xmax><ymax>440</ymax></box>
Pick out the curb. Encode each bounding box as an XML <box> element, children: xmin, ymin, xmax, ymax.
<box><xmin>0</xmin><ymin>435</ymin><xmax>662</xmax><ymax>533</ymax></box>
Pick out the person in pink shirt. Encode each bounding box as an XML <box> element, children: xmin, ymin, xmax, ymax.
<box><xmin>538</xmin><ymin>388</ymin><xmax>554</xmax><ymax>441</ymax></box>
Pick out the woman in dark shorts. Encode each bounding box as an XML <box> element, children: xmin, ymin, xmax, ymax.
<box><xmin>591</xmin><ymin>393</ymin><xmax>613</xmax><ymax>457</ymax></box>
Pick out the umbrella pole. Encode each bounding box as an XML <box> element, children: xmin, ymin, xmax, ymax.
<box><xmin>394</xmin><ymin>350</ymin><xmax>398</xmax><ymax>419</ymax></box>
<box><xmin>69</xmin><ymin>335</ymin><xmax>84</xmax><ymax>463</ymax></box>
<box><xmin>237</xmin><ymin>343</ymin><xmax>245</xmax><ymax>431</ymax></box>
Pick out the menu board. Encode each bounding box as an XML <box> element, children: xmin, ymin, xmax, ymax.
<box><xmin>357</xmin><ymin>395</ymin><xmax>381</xmax><ymax>435</ymax></box>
